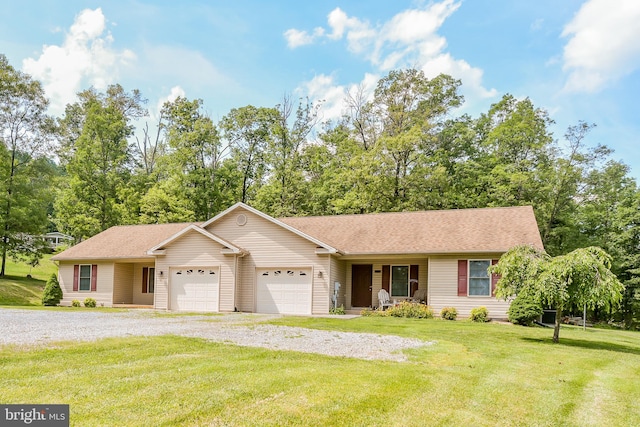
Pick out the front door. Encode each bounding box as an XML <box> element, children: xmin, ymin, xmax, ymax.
<box><xmin>351</xmin><ymin>264</ymin><xmax>372</xmax><ymax>307</ymax></box>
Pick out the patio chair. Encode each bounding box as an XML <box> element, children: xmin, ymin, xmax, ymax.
<box><xmin>377</xmin><ymin>289</ymin><xmax>394</xmax><ymax>311</ymax></box>
<box><xmin>412</xmin><ymin>288</ymin><xmax>427</xmax><ymax>303</ymax></box>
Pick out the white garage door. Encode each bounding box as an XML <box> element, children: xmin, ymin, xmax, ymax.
<box><xmin>170</xmin><ymin>267</ymin><xmax>219</xmax><ymax>312</ymax></box>
<box><xmin>256</xmin><ymin>268</ymin><xmax>312</xmax><ymax>315</ymax></box>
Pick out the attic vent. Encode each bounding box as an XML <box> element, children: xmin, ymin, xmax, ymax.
<box><xmin>236</xmin><ymin>214</ymin><xmax>247</xmax><ymax>226</ymax></box>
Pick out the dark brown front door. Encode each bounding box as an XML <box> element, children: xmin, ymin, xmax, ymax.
<box><xmin>352</xmin><ymin>264</ymin><xmax>372</xmax><ymax>307</ymax></box>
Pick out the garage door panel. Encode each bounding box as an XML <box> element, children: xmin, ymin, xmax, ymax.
<box><xmin>256</xmin><ymin>268</ymin><xmax>312</xmax><ymax>315</ymax></box>
<box><xmin>170</xmin><ymin>267</ymin><xmax>219</xmax><ymax>312</ymax></box>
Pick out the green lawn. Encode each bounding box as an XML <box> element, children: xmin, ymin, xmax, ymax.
<box><xmin>0</xmin><ymin>254</ymin><xmax>57</xmax><ymax>306</ymax></box>
<box><xmin>1</xmin><ymin>316</ymin><xmax>638</xmax><ymax>426</ymax></box>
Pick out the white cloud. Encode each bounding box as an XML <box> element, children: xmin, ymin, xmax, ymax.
<box><xmin>22</xmin><ymin>8</ymin><xmax>136</xmax><ymax>115</ymax></box>
<box><xmin>290</xmin><ymin>0</ymin><xmax>496</xmax><ymax>118</ymax></box>
<box><xmin>284</xmin><ymin>27</ymin><xmax>325</xmax><ymax>48</ymax></box>
<box><xmin>299</xmin><ymin>73</ymin><xmax>378</xmax><ymax>124</ymax></box>
<box><xmin>284</xmin><ymin>29</ymin><xmax>314</xmax><ymax>48</ymax></box>
<box><xmin>421</xmin><ymin>53</ymin><xmax>498</xmax><ymax>100</ymax></box>
<box><xmin>561</xmin><ymin>0</ymin><xmax>640</xmax><ymax>93</ymax></box>
<box><xmin>155</xmin><ymin>85</ymin><xmax>186</xmax><ymax>114</ymax></box>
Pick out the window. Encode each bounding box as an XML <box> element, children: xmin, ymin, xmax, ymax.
<box><xmin>143</xmin><ymin>267</ymin><xmax>155</xmax><ymax>293</ymax></box>
<box><xmin>79</xmin><ymin>264</ymin><xmax>92</xmax><ymax>291</ymax></box>
<box><xmin>468</xmin><ymin>260</ymin><xmax>491</xmax><ymax>296</ymax></box>
<box><xmin>147</xmin><ymin>268</ymin><xmax>155</xmax><ymax>293</ymax></box>
<box><xmin>391</xmin><ymin>265</ymin><xmax>409</xmax><ymax>297</ymax></box>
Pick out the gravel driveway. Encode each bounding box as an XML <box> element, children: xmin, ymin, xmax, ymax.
<box><xmin>0</xmin><ymin>308</ymin><xmax>430</xmax><ymax>362</ymax></box>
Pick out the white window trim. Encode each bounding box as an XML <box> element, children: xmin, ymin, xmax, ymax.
<box><xmin>390</xmin><ymin>265</ymin><xmax>410</xmax><ymax>298</ymax></box>
<box><xmin>79</xmin><ymin>264</ymin><xmax>92</xmax><ymax>292</ymax></box>
<box><xmin>468</xmin><ymin>259</ymin><xmax>491</xmax><ymax>297</ymax></box>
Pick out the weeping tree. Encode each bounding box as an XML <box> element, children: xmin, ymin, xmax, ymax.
<box><xmin>493</xmin><ymin>245</ymin><xmax>624</xmax><ymax>342</ymax></box>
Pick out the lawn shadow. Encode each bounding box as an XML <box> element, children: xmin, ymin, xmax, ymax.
<box><xmin>521</xmin><ymin>336</ymin><xmax>640</xmax><ymax>355</ymax></box>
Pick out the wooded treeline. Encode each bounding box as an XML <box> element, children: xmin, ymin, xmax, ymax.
<box><xmin>1</xmin><ymin>55</ymin><xmax>638</xmax><ymax>326</ymax></box>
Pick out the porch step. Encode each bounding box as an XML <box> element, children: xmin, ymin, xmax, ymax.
<box><xmin>113</xmin><ymin>304</ymin><xmax>154</xmax><ymax>309</ymax></box>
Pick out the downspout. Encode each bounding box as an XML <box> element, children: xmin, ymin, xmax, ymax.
<box><xmin>328</xmin><ymin>254</ymin><xmax>332</xmax><ymax>312</ymax></box>
<box><xmin>427</xmin><ymin>257</ymin><xmax>431</xmax><ymax>306</ymax></box>
<box><xmin>234</xmin><ymin>252</ymin><xmax>245</xmax><ymax>312</ymax></box>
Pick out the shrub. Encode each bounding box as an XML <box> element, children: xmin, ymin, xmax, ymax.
<box><xmin>470</xmin><ymin>306</ymin><xmax>490</xmax><ymax>322</ymax></box>
<box><xmin>387</xmin><ymin>301</ymin><xmax>433</xmax><ymax>319</ymax></box>
<box><xmin>508</xmin><ymin>292</ymin><xmax>543</xmax><ymax>326</ymax></box>
<box><xmin>84</xmin><ymin>297</ymin><xmax>97</xmax><ymax>308</ymax></box>
<box><xmin>360</xmin><ymin>308</ymin><xmax>389</xmax><ymax>317</ymax></box>
<box><xmin>440</xmin><ymin>306</ymin><xmax>458</xmax><ymax>320</ymax></box>
<box><xmin>42</xmin><ymin>273</ymin><xmax>63</xmax><ymax>306</ymax></box>
<box><xmin>329</xmin><ymin>305</ymin><xmax>345</xmax><ymax>315</ymax></box>
<box><xmin>71</xmin><ymin>299</ymin><xmax>81</xmax><ymax>307</ymax></box>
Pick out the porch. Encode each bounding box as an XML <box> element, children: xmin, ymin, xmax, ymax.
<box><xmin>112</xmin><ymin>262</ymin><xmax>156</xmax><ymax>307</ymax></box>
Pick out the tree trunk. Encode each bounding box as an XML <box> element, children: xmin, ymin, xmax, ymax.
<box><xmin>0</xmin><ymin>149</ymin><xmax>17</xmax><ymax>277</ymax></box>
<box><xmin>553</xmin><ymin>307</ymin><xmax>563</xmax><ymax>343</ymax></box>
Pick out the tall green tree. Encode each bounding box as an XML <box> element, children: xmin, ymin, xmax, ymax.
<box><xmin>254</xmin><ymin>96</ymin><xmax>319</xmax><ymax>217</ymax></box>
<box><xmin>0</xmin><ymin>55</ymin><xmax>55</xmax><ymax>276</ymax></box>
<box><xmin>576</xmin><ymin>161</ymin><xmax>640</xmax><ymax>326</ymax></box>
<box><xmin>373</xmin><ymin>71</ymin><xmax>463</xmax><ymax>210</ymax></box>
<box><xmin>55</xmin><ymin>85</ymin><xmax>146</xmax><ymax>239</ymax></box>
<box><xmin>221</xmin><ymin>105</ymin><xmax>277</xmax><ymax>204</ymax></box>
<box><xmin>151</xmin><ymin>96</ymin><xmax>228</xmax><ymax>221</ymax></box>
<box><xmin>473</xmin><ymin>95</ymin><xmax>555</xmax><ymax>210</ymax></box>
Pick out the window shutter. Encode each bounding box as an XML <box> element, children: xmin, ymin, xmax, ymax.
<box><xmin>91</xmin><ymin>264</ymin><xmax>98</xmax><ymax>291</ymax></box>
<box><xmin>457</xmin><ymin>260</ymin><xmax>468</xmax><ymax>296</ymax></box>
<box><xmin>73</xmin><ymin>264</ymin><xmax>79</xmax><ymax>292</ymax></box>
<box><xmin>142</xmin><ymin>267</ymin><xmax>148</xmax><ymax>294</ymax></box>
<box><xmin>382</xmin><ymin>265</ymin><xmax>390</xmax><ymax>292</ymax></box>
<box><xmin>410</xmin><ymin>265</ymin><xmax>419</xmax><ymax>297</ymax></box>
<box><xmin>491</xmin><ymin>259</ymin><xmax>500</xmax><ymax>296</ymax></box>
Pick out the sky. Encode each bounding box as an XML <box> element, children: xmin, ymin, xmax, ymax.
<box><xmin>1</xmin><ymin>0</ymin><xmax>639</xmax><ymax>179</ymax></box>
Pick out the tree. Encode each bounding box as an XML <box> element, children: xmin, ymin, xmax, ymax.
<box><xmin>55</xmin><ymin>86</ymin><xmax>145</xmax><ymax>239</ymax></box>
<box><xmin>254</xmin><ymin>96</ymin><xmax>319</xmax><ymax>217</ymax></box>
<box><xmin>576</xmin><ymin>161</ymin><xmax>640</xmax><ymax>327</ymax></box>
<box><xmin>372</xmin><ymin>71</ymin><xmax>463</xmax><ymax>210</ymax></box>
<box><xmin>472</xmin><ymin>95</ymin><xmax>555</xmax><ymax>213</ymax></box>
<box><xmin>152</xmin><ymin>96</ymin><xmax>229</xmax><ymax>221</ymax></box>
<box><xmin>493</xmin><ymin>245</ymin><xmax>624</xmax><ymax>342</ymax></box>
<box><xmin>220</xmin><ymin>105</ymin><xmax>277</xmax><ymax>204</ymax></box>
<box><xmin>0</xmin><ymin>54</ymin><xmax>55</xmax><ymax>276</ymax></box>
<box><xmin>42</xmin><ymin>273</ymin><xmax>63</xmax><ymax>306</ymax></box>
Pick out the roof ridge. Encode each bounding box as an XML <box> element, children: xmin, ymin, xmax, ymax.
<box><xmin>280</xmin><ymin>205</ymin><xmax>533</xmax><ymax>221</ymax></box>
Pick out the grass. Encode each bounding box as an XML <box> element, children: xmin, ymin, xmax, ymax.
<box><xmin>3</xmin><ymin>253</ymin><xmax>57</xmax><ymax>281</ymax></box>
<box><xmin>0</xmin><ymin>254</ymin><xmax>57</xmax><ymax>306</ymax></box>
<box><xmin>0</xmin><ymin>316</ymin><xmax>638</xmax><ymax>426</ymax></box>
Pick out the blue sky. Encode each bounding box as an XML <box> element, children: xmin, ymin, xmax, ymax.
<box><xmin>1</xmin><ymin>0</ymin><xmax>639</xmax><ymax>179</ymax></box>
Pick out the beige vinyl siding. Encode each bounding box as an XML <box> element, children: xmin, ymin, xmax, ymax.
<box><xmin>428</xmin><ymin>255</ymin><xmax>510</xmax><ymax>318</ymax></box>
<box><xmin>113</xmin><ymin>263</ymin><xmax>134</xmax><ymax>304</ymax></box>
<box><xmin>206</xmin><ymin>207</ymin><xmax>331</xmax><ymax>314</ymax></box>
<box><xmin>330</xmin><ymin>256</ymin><xmax>347</xmax><ymax>309</ymax></box>
<box><xmin>132</xmin><ymin>263</ymin><xmax>155</xmax><ymax>305</ymax></box>
<box><xmin>154</xmin><ymin>230</ymin><xmax>235</xmax><ymax>312</ymax></box>
<box><xmin>58</xmin><ymin>261</ymin><xmax>115</xmax><ymax>307</ymax></box>
<box><xmin>343</xmin><ymin>258</ymin><xmax>428</xmax><ymax>309</ymax></box>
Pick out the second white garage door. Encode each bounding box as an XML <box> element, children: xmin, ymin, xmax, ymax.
<box><xmin>256</xmin><ymin>268</ymin><xmax>312</xmax><ymax>315</ymax></box>
<box><xmin>170</xmin><ymin>267</ymin><xmax>219</xmax><ymax>312</ymax></box>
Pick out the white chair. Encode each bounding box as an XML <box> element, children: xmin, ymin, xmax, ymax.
<box><xmin>412</xmin><ymin>288</ymin><xmax>427</xmax><ymax>303</ymax></box>
<box><xmin>377</xmin><ymin>289</ymin><xmax>394</xmax><ymax>311</ymax></box>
